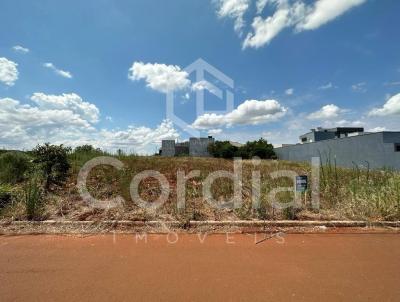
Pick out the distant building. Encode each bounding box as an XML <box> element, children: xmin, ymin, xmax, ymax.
<box><xmin>160</xmin><ymin>136</ymin><xmax>215</xmax><ymax>157</ymax></box>
<box><xmin>299</xmin><ymin>127</ymin><xmax>364</xmax><ymax>143</ymax></box>
<box><xmin>275</xmin><ymin>127</ymin><xmax>400</xmax><ymax>170</ymax></box>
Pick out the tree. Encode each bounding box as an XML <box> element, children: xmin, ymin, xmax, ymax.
<box><xmin>239</xmin><ymin>138</ymin><xmax>275</xmax><ymax>159</ymax></box>
<box><xmin>32</xmin><ymin>143</ymin><xmax>71</xmax><ymax>189</ymax></box>
<box><xmin>74</xmin><ymin>145</ymin><xmax>97</xmax><ymax>153</ymax></box>
<box><xmin>208</xmin><ymin>138</ymin><xmax>276</xmax><ymax>159</ymax></box>
<box><xmin>208</xmin><ymin>141</ymin><xmax>238</xmax><ymax>159</ymax></box>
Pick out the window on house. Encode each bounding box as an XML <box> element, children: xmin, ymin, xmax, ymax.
<box><xmin>301</xmin><ymin>137</ymin><xmax>307</xmax><ymax>143</ymax></box>
<box><xmin>395</xmin><ymin>144</ymin><xmax>400</xmax><ymax>152</ymax></box>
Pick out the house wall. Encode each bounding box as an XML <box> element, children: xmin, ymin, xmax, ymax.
<box><xmin>274</xmin><ymin>132</ymin><xmax>400</xmax><ymax>170</ymax></box>
<box><xmin>189</xmin><ymin>137</ymin><xmax>214</xmax><ymax>157</ymax></box>
<box><xmin>161</xmin><ymin>140</ymin><xmax>175</xmax><ymax>157</ymax></box>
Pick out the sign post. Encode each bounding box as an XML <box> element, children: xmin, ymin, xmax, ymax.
<box><xmin>295</xmin><ymin>175</ymin><xmax>308</xmax><ymax>206</ymax></box>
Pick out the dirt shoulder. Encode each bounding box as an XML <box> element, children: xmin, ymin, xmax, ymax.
<box><xmin>1</xmin><ymin>220</ymin><xmax>399</xmax><ymax>235</ymax></box>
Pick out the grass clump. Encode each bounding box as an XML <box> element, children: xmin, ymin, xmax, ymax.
<box><xmin>24</xmin><ymin>177</ymin><xmax>43</xmax><ymax>220</ymax></box>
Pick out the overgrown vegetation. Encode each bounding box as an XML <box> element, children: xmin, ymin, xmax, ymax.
<box><xmin>0</xmin><ymin>144</ymin><xmax>399</xmax><ymax>222</ymax></box>
<box><xmin>24</xmin><ymin>177</ymin><xmax>43</xmax><ymax>220</ymax></box>
<box><xmin>0</xmin><ymin>184</ymin><xmax>13</xmax><ymax>209</ymax></box>
<box><xmin>208</xmin><ymin>138</ymin><xmax>276</xmax><ymax>159</ymax></box>
<box><xmin>0</xmin><ymin>151</ymin><xmax>31</xmax><ymax>184</ymax></box>
<box><xmin>32</xmin><ymin>143</ymin><xmax>71</xmax><ymax>189</ymax></box>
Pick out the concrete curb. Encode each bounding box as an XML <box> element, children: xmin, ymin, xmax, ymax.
<box><xmin>0</xmin><ymin>220</ymin><xmax>399</xmax><ymax>235</ymax></box>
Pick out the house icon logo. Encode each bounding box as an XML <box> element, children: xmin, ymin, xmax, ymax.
<box><xmin>166</xmin><ymin>58</ymin><xmax>234</xmax><ymax>136</ymax></box>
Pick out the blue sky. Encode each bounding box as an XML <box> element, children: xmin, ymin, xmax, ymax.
<box><xmin>0</xmin><ymin>0</ymin><xmax>400</xmax><ymax>153</ymax></box>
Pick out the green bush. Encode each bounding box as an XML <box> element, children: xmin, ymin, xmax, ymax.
<box><xmin>74</xmin><ymin>144</ymin><xmax>102</xmax><ymax>154</ymax></box>
<box><xmin>32</xmin><ymin>143</ymin><xmax>71</xmax><ymax>189</ymax></box>
<box><xmin>24</xmin><ymin>178</ymin><xmax>43</xmax><ymax>220</ymax></box>
<box><xmin>0</xmin><ymin>151</ymin><xmax>31</xmax><ymax>184</ymax></box>
<box><xmin>208</xmin><ymin>138</ymin><xmax>276</xmax><ymax>159</ymax></box>
<box><xmin>0</xmin><ymin>184</ymin><xmax>13</xmax><ymax>208</ymax></box>
<box><xmin>208</xmin><ymin>141</ymin><xmax>239</xmax><ymax>159</ymax></box>
<box><xmin>239</xmin><ymin>138</ymin><xmax>276</xmax><ymax>159</ymax></box>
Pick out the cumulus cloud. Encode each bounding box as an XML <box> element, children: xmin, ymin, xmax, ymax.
<box><xmin>0</xmin><ymin>95</ymin><xmax>178</xmax><ymax>154</ymax></box>
<box><xmin>97</xmin><ymin>120</ymin><xmax>179</xmax><ymax>153</ymax></box>
<box><xmin>128</xmin><ymin>62</ymin><xmax>190</xmax><ymax>93</ymax></box>
<box><xmin>369</xmin><ymin>93</ymin><xmax>400</xmax><ymax>117</ymax></box>
<box><xmin>307</xmin><ymin>104</ymin><xmax>345</xmax><ymax>120</ymax></box>
<box><xmin>30</xmin><ymin>93</ymin><xmax>100</xmax><ymax>123</ymax></box>
<box><xmin>216</xmin><ymin>0</ymin><xmax>251</xmax><ymax>34</ymax></box>
<box><xmin>334</xmin><ymin>119</ymin><xmax>363</xmax><ymax>127</ymax></box>
<box><xmin>296</xmin><ymin>0</ymin><xmax>366</xmax><ymax>31</ymax></box>
<box><xmin>0</xmin><ymin>97</ymin><xmax>95</xmax><ymax>150</ymax></box>
<box><xmin>243</xmin><ymin>1</ymin><xmax>298</xmax><ymax>49</ymax></box>
<box><xmin>192</xmin><ymin>99</ymin><xmax>287</xmax><ymax>129</ymax></box>
<box><xmin>192</xmin><ymin>80</ymin><xmax>220</xmax><ymax>95</ymax></box>
<box><xmin>218</xmin><ymin>0</ymin><xmax>366</xmax><ymax>49</ymax></box>
<box><xmin>43</xmin><ymin>62</ymin><xmax>73</xmax><ymax>79</ymax></box>
<box><xmin>256</xmin><ymin>0</ymin><xmax>268</xmax><ymax>14</ymax></box>
<box><xmin>0</xmin><ymin>57</ymin><xmax>19</xmax><ymax>86</ymax></box>
<box><xmin>208</xmin><ymin>128</ymin><xmax>223</xmax><ymax>135</ymax></box>
<box><xmin>368</xmin><ymin>126</ymin><xmax>386</xmax><ymax>132</ymax></box>
<box><xmin>12</xmin><ymin>45</ymin><xmax>30</xmax><ymax>54</ymax></box>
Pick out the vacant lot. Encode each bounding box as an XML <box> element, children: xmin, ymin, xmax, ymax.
<box><xmin>2</xmin><ymin>153</ymin><xmax>400</xmax><ymax>222</ymax></box>
<box><xmin>0</xmin><ymin>234</ymin><xmax>399</xmax><ymax>301</ymax></box>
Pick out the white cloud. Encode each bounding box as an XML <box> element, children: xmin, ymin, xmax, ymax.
<box><xmin>12</xmin><ymin>45</ymin><xmax>30</xmax><ymax>54</ymax></box>
<box><xmin>216</xmin><ymin>0</ymin><xmax>251</xmax><ymax>34</ymax></box>
<box><xmin>296</xmin><ymin>0</ymin><xmax>366</xmax><ymax>31</ymax></box>
<box><xmin>368</xmin><ymin>126</ymin><xmax>386</xmax><ymax>132</ymax></box>
<box><xmin>334</xmin><ymin>119</ymin><xmax>363</xmax><ymax>127</ymax></box>
<box><xmin>351</xmin><ymin>82</ymin><xmax>366</xmax><ymax>92</ymax></box>
<box><xmin>30</xmin><ymin>93</ymin><xmax>100</xmax><ymax>123</ymax></box>
<box><xmin>128</xmin><ymin>62</ymin><xmax>190</xmax><ymax>93</ymax></box>
<box><xmin>256</xmin><ymin>0</ymin><xmax>268</xmax><ymax>14</ymax></box>
<box><xmin>0</xmin><ymin>57</ymin><xmax>19</xmax><ymax>86</ymax></box>
<box><xmin>285</xmin><ymin>88</ymin><xmax>294</xmax><ymax>95</ymax></box>
<box><xmin>307</xmin><ymin>104</ymin><xmax>345</xmax><ymax>120</ymax></box>
<box><xmin>243</xmin><ymin>2</ymin><xmax>295</xmax><ymax>49</ymax></box>
<box><xmin>369</xmin><ymin>93</ymin><xmax>400</xmax><ymax>117</ymax></box>
<box><xmin>208</xmin><ymin>128</ymin><xmax>223</xmax><ymax>135</ymax></box>
<box><xmin>0</xmin><ymin>97</ymin><xmax>95</xmax><ymax>150</ymax></box>
<box><xmin>220</xmin><ymin>0</ymin><xmax>366</xmax><ymax>49</ymax></box>
<box><xmin>192</xmin><ymin>99</ymin><xmax>287</xmax><ymax>129</ymax></box>
<box><xmin>318</xmin><ymin>82</ymin><xmax>335</xmax><ymax>90</ymax></box>
<box><xmin>94</xmin><ymin>120</ymin><xmax>179</xmax><ymax>153</ymax></box>
<box><xmin>43</xmin><ymin>62</ymin><xmax>73</xmax><ymax>79</ymax></box>
<box><xmin>0</xmin><ymin>95</ymin><xmax>178</xmax><ymax>154</ymax></box>
<box><xmin>192</xmin><ymin>80</ymin><xmax>219</xmax><ymax>95</ymax></box>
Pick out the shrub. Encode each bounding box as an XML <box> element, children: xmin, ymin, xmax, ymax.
<box><xmin>208</xmin><ymin>138</ymin><xmax>276</xmax><ymax>159</ymax></box>
<box><xmin>239</xmin><ymin>138</ymin><xmax>276</xmax><ymax>159</ymax></box>
<box><xmin>24</xmin><ymin>178</ymin><xmax>43</xmax><ymax>220</ymax></box>
<box><xmin>0</xmin><ymin>184</ymin><xmax>13</xmax><ymax>209</ymax></box>
<box><xmin>0</xmin><ymin>151</ymin><xmax>31</xmax><ymax>184</ymax></box>
<box><xmin>32</xmin><ymin>143</ymin><xmax>71</xmax><ymax>189</ymax></box>
<box><xmin>208</xmin><ymin>141</ymin><xmax>238</xmax><ymax>159</ymax></box>
<box><xmin>74</xmin><ymin>144</ymin><xmax>102</xmax><ymax>154</ymax></box>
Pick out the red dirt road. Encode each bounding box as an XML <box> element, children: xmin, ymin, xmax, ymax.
<box><xmin>0</xmin><ymin>234</ymin><xmax>399</xmax><ymax>301</ymax></box>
